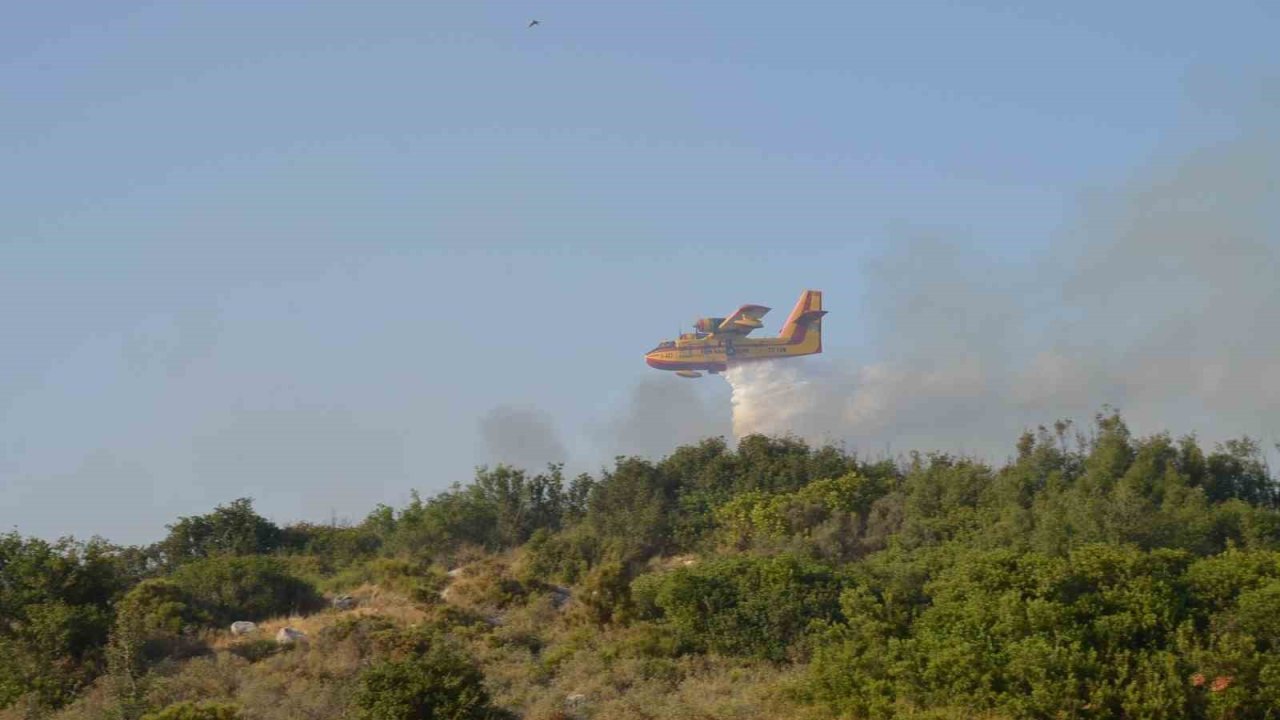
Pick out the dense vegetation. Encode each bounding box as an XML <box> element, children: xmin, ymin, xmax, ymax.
<box><xmin>3</xmin><ymin>412</ymin><xmax>1280</xmax><ymax>719</ymax></box>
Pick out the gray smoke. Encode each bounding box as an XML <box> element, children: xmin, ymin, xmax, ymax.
<box><xmin>191</xmin><ymin>398</ymin><xmax>409</xmax><ymax>517</ymax></box>
<box><xmin>478</xmin><ymin>405</ymin><xmax>569</xmax><ymax>469</ymax></box>
<box><xmin>726</xmin><ymin>114</ymin><xmax>1280</xmax><ymax>458</ymax></box>
<box><xmin>599</xmin><ymin>377</ymin><xmax>732</xmax><ymax>458</ymax></box>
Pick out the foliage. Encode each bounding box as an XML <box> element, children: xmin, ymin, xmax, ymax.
<box><xmin>518</xmin><ymin>525</ymin><xmax>601</xmax><ymax>585</ymax></box>
<box><xmin>442</xmin><ymin>558</ymin><xmax>531</xmax><ymax>612</ymax></box>
<box><xmin>0</xmin><ymin>534</ymin><xmax>126</xmax><ymax>711</ymax></box>
<box><xmin>633</xmin><ymin>554</ymin><xmax>843</xmax><ymax>661</ymax></box>
<box><xmin>13</xmin><ymin>411</ymin><xmax>1280</xmax><ymax>718</ymax></box>
<box><xmin>115</xmin><ymin>580</ymin><xmax>207</xmax><ymax>640</ymax></box>
<box><xmin>105</xmin><ymin>579</ymin><xmax>210</xmax><ymax>718</ymax></box>
<box><xmin>167</xmin><ymin>556</ymin><xmax>321</xmax><ymax>626</ymax></box>
<box><xmin>587</xmin><ymin>458</ymin><xmax>679</xmax><ymax>561</ymax></box>
<box><xmin>279</xmin><ymin>522</ymin><xmax>381</xmax><ymax>573</ymax></box>
<box><xmin>353</xmin><ymin>637</ymin><xmax>497</xmax><ymax>720</ymax></box>
<box><xmin>578</xmin><ymin>561</ymin><xmax>634</xmax><ymax>625</ymax></box>
<box><xmin>140</xmin><ymin>701</ymin><xmax>243</xmax><ymax>720</ymax></box>
<box><xmin>158</xmin><ymin>499</ymin><xmax>281</xmax><ymax>566</ymax></box>
<box><xmin>371</xmin><ymin>465</ymin><xmax>583</xmax><ymax>561</ymax></box>
<box><xmin>715</xmin><ymin>472</ymin><xmax>890</xmax><ymax>560</ymax></box>
<box><xmin>327</xmin><ymin>557</ymin><xmax>446</xmax><ymax>604</ymax></box>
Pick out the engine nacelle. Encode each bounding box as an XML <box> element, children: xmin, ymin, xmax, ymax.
<box><xmin>694</xmin><ymin>317</ymin><xmax>725</xmax><ymax>333</ymax></box>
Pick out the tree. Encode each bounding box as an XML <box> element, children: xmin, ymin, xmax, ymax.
<box><xmin>1205</xmin><ymin>438</ymin><xmax>1276</xmax><ymax>507</ymax></box>
<box><xmin>588</xmin><ymin>457</ymin><xmax>676</xmax><ymax>560</ymax></box>
<box><xmin>0</xmin><ymin>534</ymin><xmax>125</xmax><ymax>710</ymax></box>
<box><xmin>158</xmin><ymin>499</ymin><xmax>281</xmax><ymax>566</ymax></box>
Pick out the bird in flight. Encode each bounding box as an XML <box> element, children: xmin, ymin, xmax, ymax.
<box><xmin>528</xmin><ymin>19</ymin><xmax>540</xmax><ymax>28</ymax></box>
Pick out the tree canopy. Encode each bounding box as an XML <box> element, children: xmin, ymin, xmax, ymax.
<box><xmin>4</xmin><ymin>411</ymin><xmax>1280</xmax><ymax>718</ymax></box>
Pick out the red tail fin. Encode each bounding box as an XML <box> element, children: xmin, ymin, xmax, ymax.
<box><xmin>778</xmin><ymin>290</ymin><xmax>826</xmax><ymax>350</ymax></box>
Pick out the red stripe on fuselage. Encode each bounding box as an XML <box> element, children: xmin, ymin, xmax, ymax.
<box><xmin>645</xmin><ymin>357</ymin><xmax>728</xmax><ymax>372</ymax></box>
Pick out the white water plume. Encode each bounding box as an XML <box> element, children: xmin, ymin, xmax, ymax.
<box><xmin>722</xmin><ymin>360</ymin><xmax>827</xmax><ymax>440</ymax></box>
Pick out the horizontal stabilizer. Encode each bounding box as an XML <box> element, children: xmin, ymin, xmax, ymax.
<box><xmin>794</xmin><ymin>309</ymin><xmax>828</xmax><ymax>325</ymax></box>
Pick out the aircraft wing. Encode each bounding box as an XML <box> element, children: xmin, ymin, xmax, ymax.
<box><xmin>716</xmin><ymin>304</ymin><xmax>771</xmax><ymax>335</ymax></box>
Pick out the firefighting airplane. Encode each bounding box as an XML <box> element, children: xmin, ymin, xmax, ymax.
<box><xmin>645</xmin><ymin>290</ymin><xmax>826</xmax><ymax>378</ymax></box>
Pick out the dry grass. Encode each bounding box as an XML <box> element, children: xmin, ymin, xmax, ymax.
<box><xmin>43</xmin><ymin>583</ymin><xmax>433</xmax><ymax>720</ymax></box>
<box><xmin>207</xmin><ymin>584</ymin><xmax>427</xmax><ymax>652</ymax></box>
<box><xmin>38</xmin><ymin>556</ymin><xmax>840</xmax><ymax>720</ymax></box>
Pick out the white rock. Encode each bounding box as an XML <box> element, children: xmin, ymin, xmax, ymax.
<box><xmin>229</xmin><ymin>621</ymin><xmax>257</xmax><ymax>636</ymax></box>
<box><xmin>332</xmin><ymin>594</ymin><xmax>357</xmax><ymax>611</ymax></box>
<box><xmin>275</xmin><ymin>626</ymin><xmax>307</xmax><ymax>645</ymax></box>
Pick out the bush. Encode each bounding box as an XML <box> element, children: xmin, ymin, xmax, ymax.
<box><xmin>141</xmin><ymin>701</ymin><xmax>243</xmax><ymax>720</ymax></box>
<box><xmin>329</xmin><ymin>557</ymin><xmax>447</xmax><ymax>605</ymax></box>
<box><xmin>225</xmin><ymin>638</ymin><xmax>281</xmax><ymax>663</ymax></box>
<box><xmin>106</xmin><ymin>578</ymin><xmax>210</xmax><ymax>715</ymax></box>
<box><xmin>279</xmin><ymin>522</ymin><xmax>382</xmax><ymax>572</ymax></box>
<box><xmin>0</xmin><ymin>534</ymin><xmax>125</xmax><ymax>711</ymax></box>
<box><xmin>632</xmin><ymin>554</ymin><xmax>843</xmax><ymax>662</ymax></box>
<box><xmin>519</xmin><ymin>526</ymin><xmax>600</xmax><ymax>585</ymax></box>
<box><xmin>168</xmin><ymin>556</ymin><xmax>322</xmax><ymax>626</ymax></box>
<box><xmin>118</xmin><ymin>579</ymin><xmax>206</xmax><ymax>636</ymax></box>
<box><xmin>443</xmin><ymin>558</ymin><xmax>531</xmax><ymax>612</ymax></box>
<box><xmin>354</xmin><ymin>641</ymin><xmax>496</xmax><ymax>720</ymax></box>
<box><xmin>578</xmin><ymin>561</ymin><xmax>633</xmax><ymax>625</ymax></box>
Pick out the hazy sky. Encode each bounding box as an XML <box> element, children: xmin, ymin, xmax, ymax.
<box><xmin>3</xmin><ymin>2</ymin><xmax>1278</xmax><ymax>544</ymax></box>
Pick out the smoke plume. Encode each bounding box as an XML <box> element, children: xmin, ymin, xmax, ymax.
<box><xmin>724</xmin><ymin>115</ymin><xmax>1280</xmax><ymax>458</ymax></box>
<box><xmin>598</xmin><ymin>377</ymin><xmax>731</xmax><ymax>458</ymax></box>
<box><xmin>478</xmin><ymin>405</ymin><xmax>569</xmax><ymax>469</ymax></box>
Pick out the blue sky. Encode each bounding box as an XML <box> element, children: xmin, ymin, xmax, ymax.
<box><xmin>3</xmin><ymin>1</ymin><xmax>1278</xmax><ymax>543</ymax></box>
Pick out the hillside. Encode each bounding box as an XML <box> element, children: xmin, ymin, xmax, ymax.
<box><xmin>3</xmin><ymin>411</ymin><xmax>1280</xmax><ymax>719</ymax></box>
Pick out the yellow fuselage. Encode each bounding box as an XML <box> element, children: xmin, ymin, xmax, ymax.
<box><xmin>645</xmin><ymin>290</ymin><xmax>826</xmax><ymax>376</ymax></box>
<box><xmin>644</xmin><ymin>326</ymin><xmax>822</xmax><ymax>373</ymax></box>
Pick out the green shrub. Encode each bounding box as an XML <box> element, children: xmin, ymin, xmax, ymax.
<box><xmin>328</xmin><ymin>557</ymin><xmax>447</xmax><ymax>604</ymax></box>
<box><xmin>141</xmin><ymin>701</ymin><xmax>243</xmax><ymax>720</ymax></box>
<box><xmin>116</xmin><ymin>579</ymin><xmax>206</xmax><ymax>637</ymax></box>
<box><xmin>317</xmin><ymin>614</ymin><xmax>422</xmax><ymax>662</ymax></box>
<box><xmin>444</xmin><ymin>558</ymin><xmax>531</xmax><ymax>611</ymax></box>
<box><xmin>354</xmin><ymin>642</ymin><xmax>496</xmax><ymax>719</ymax></box>
<box><xmin>578</xmin><ymin>561</ymin><xmax>633</xmax><ymax>625</ymax></box>
<box><xmin>633</xmin><ymin>554</ymin><xmax>842</xmax><ymax>662</ymax></box>
<box><xmin>106</xmin><ymin>579</ymin><xmax>210</xmax><ymax>715</ymax></box>
<box><xmin>519</xmin><ymin>526</ymin><xmax>600</xmax><ymax>585</ymax></box>
<box><xmin>279</xmin><ymin>522</ymin><xmax>382</xmax><ymax>572</ymax></box>
<box><xmin>0</xmin><ymin>534</ymin><xmax>125</xmax><ymax>711</ymax></box>
<box><xmin>610</xmin><ymin>621</ymin><xmax>689</xmax><ymax>659</ymax></box>
<box><xmin>225</xmin><ymin>638</ymin><xmax>281</xmax><ymax>663</ymax></box>
<box><xmin>168</xmin><ymin>556</ymin><xmax>322</xmax><ymax>625</ymax></box>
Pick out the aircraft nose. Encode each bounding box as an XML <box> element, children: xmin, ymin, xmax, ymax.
<box><xmin>645</xmin><ymin>354</ymin><xmax>660</xmax><ymax>368</ymax></box>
